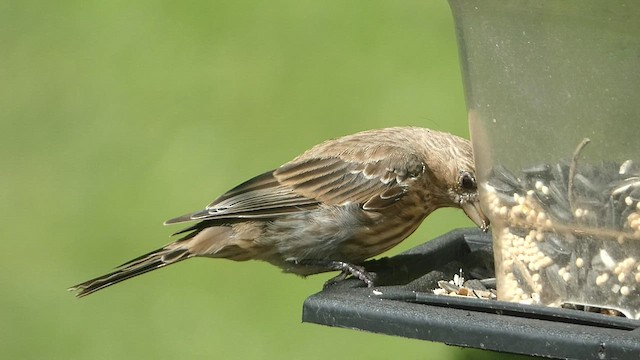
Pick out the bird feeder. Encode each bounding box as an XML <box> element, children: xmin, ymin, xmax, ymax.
<box><xmin>303</xmin><ymin>2</ymin><xmax>640</xmax><ymax>358</ymax></box>
<box><xmin>457</xmin><ymin>0</ymin><xmax>640</xmax><ymax>319</ymax></box>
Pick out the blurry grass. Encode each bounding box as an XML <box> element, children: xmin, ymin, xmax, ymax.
<box><xmin>1</xmin><ymin>1</ymin><xmax>531</xmax><ymax>359</ymax></box>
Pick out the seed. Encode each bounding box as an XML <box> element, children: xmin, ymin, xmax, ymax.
<box><xmin>620</xmin><ymin>286</ymin><xmax>630</xmax><ymax>296</ymax></box>
<box><xmin>538</xmin><ymin>256</ymin><xmax>553</xmax><ymax>269</ymax></box>
<box><xmin>596</xmin><ymin>273</ymin><xmax>610</xmax><ymax>286</ymax></box>
<box><xmin>535</xmin><ymin>181</ymin><xmax>543</xmax><ymax>191</ymax></box>
<box><xmin>618</xmin><ymin>272</ymin><xmax>626</xmax><ymax>283</ymax></box>
<box><xmin>576</xmin><ymin>257</ymin><xmax>584</xmax><ymax>268</ymax></box>
<box><xmin>531</xmin><ymin>292</ymin><xmax>541</xmax><ymax>303</ymax></box>
<box><xmin>619</xmin><ymin>160</ymin><xmax>634</xmax><ymax>175</ymax></box>
<box><xmin>600</xmin><ymin>249</ymin><xmax>616</xmax><ymax>270</ymax></box>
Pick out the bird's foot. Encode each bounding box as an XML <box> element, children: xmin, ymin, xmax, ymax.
<box><xmin>293</xmin><ymin>259</ymin><xmax>376</xmax><ymax>288</ymax></box>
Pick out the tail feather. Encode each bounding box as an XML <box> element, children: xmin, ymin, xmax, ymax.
<box><xmin>69</xmin><ymin>247</ymin><xmax>190</xmax><ymax>298</ymax></box>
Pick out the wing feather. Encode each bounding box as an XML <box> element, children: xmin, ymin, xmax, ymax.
<box><xmin>165</xmin><ymin>135</ymin><xmax>427</xmax><ymax>225</ymax></box>
<box><xmin>164</xmin><ymin>171</ymin><xmax>319</xmax><ymax>224</ymax></box>
<box><xmin>274</xmin><ymin>153</ymin><xmax>425</xmax><ymax>210</ymax></box>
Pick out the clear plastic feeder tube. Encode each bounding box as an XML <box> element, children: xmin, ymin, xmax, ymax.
<box><xmin>449</xmin><ymin>0</ymin><xmax>640</xmax><ymax>318</ymax></box>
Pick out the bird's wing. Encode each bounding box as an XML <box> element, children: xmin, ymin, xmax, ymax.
<box><xmin>164</xmin><ymin>171</ymin><xmax>319</xmax><ymax>224</ymax></box>
<box><xmin>165</xmin><ymin>152</ymin><xmax>426</xmax><ymax>225</ymax></box>
<box><xmin>274</xmin><ymin>153</ymin><xmax>425</xmax><ymax>210</ymax></box>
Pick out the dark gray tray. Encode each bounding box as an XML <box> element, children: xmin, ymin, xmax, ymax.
<box><xmin>302</xmin><ymin>228</ymin><xmax>640</xmax><ymax>359</ymax></box>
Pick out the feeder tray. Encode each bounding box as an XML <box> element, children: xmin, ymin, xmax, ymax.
<box><xmin>302</xmin><ymin>228</ymin><xmax>640</xmax><ymax>359</ymax></box>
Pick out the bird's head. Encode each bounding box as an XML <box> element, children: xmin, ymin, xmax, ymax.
<box><xmin>421</xmin><ymin>130</ymin><xmax>490</xmax><ymax>232</ymax></box>
<box><xmin>450</xmin><ymin>169</ymin><xmax>489</xmax><ymax>232</ymax></box>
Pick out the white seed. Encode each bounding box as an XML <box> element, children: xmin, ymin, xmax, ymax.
<box><xmin>526</xmin><ymin>212</ymin><xmax>537</xmax><ymax>224</ymax></box>
<box><xmin>620</xmin><ymin>286</ymin><xmax>630</xmax><ymax>296</ymax></box>
<box><xmin>618</xmin><ymin>273</ymin><xmax>627</xmax><ymax>283</ymax></box>
<box><xmin>574</xmin><ymin>208</ymin><xmax>583</xmax><ymax>218</ymax></box>
<box><xmin>520</xmin><ymin>298</ymin><xmax>534</xmax><ymax>305</ymax></box>
<box><xmin>576</xmin><ymin>257</ymin><xmax>584</xmax><ymax>268</ymax></box>
<box><xmin>433</xmin><ymin>288</ymin><xmax>447</xmax><ymax>295</ymax></box>
<box><xmin>596</xmin><ymin>273</ymin><xmax>610</xmax><ymax>286</ymax></box>
<box><xmin>614</xmin><ymin>265</ymin><xmax>622</xmax><ymax>275</ymax></box>
<box><xmin>611</xmin><ymin>284</ymin><xmax>621</xmax><ymax>294</ymax></box>
<box><xmin>531</xmin><ymin>292</ymin><xmax>541</xmax><ymax>303</ymax></box>
<box><xmin>535</xmin><ymin>212</ymin><xmax>545</xmax><ymax>224</ymax></box>
<box><xmin>535</xmin><ymin>181</ymin><xmax>543</xmax><ymax>190</ymax></box>
<box><xmin>635</xmin><ymin>272</ymin><xmax>640</xmax><ymax>283</ymax></box>
<box><xmin>514</xmin><ymin>287</ymin><xmax>524</xmax><ymax>296</ymax></box>
<box><xmin>502</xmin><ymin>257</ymin><xmax>513</xmax><ymax>266</ymax></box>
<box><xmin>541</xmin><ymin>185</ymin><xmax>549</xmax><ymax>195</ymax></box>
<box><xmin>499</xmin><ymin>206</ymin><xmax>508</xmax><ymax>216</ymax></box>
<box><xmin>624</xmin><ymin>258</ymin><xmax>636</xmax><ymax>267</ymax></box>
<box><xmin>515</xmin><ymin>194</ymin><xmax>525</xmax><ymax>205</ymax></box>
<box><xmin>626</xmin><ymin>196</ymin><xmax>634</xmax><ymax>206</ymax></box>
<box><xmin>505</xmin><ymin>272</ymin><xmax>516</xmax><ymax>281</ymax></box>
<box><xmin>538</xmin><ymin>256</ymin><xmax>553</xmax><ymax>269</ymax></box>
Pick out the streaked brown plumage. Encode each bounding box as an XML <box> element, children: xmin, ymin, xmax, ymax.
<box><xmin>69</xmin><ymin>127</ymin><xmax>489</xmax><ymax>297</ymax></box>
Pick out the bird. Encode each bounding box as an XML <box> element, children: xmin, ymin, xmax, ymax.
<box><xmin>69</xmin><ymin>126</ymin><xmax>489</xmax><ymax>297</ymax></box>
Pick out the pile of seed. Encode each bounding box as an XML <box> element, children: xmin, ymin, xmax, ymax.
<box><xmin>484</xmin><ymin>159</ymin><xmax>640</xmax><ymax>319</ymax></box>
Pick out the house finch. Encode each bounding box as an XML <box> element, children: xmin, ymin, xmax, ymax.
<box><xmin>70</xmin><ymin>127</ymin><xmax>488</xmax><ymax>297</ymax></box>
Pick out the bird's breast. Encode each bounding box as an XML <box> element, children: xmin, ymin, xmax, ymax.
<box><xmin>258</xmin><ymin>192</ymin><xmax>434</xmax><ymax>273</ymax></box>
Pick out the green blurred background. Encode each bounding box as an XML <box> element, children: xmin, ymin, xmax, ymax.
<box><xmin>2</xmin><ymin>1</ymin><xmax>529</xmax><ymax>359</ymax></box>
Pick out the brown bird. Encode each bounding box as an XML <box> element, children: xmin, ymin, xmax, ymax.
<box><xmin>69</xmin><ymin>127</ymin><xmax>489</xmax><ymax>297</ymax></box>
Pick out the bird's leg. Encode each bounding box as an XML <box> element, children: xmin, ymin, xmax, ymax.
<box><xmin>293</xmin><ymin>259</ymin><xmax>376</xmax><ymax>288</ymax></box>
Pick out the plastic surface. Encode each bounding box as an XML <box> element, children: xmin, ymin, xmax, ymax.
<box><xmin>302</xmin><ymin>228</ymin><xmax>640</xmax><ymax>359</ymax></box>
<box><xmin>448</xmin><ymin>0</ymin><xmax>640</xmax><ymax>317</ymax></box>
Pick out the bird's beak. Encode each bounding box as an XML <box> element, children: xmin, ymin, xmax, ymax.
<box><xmin>462</xmin><ymin>201</ymin><xmax>490</xmax><ymax>232</ymax></box>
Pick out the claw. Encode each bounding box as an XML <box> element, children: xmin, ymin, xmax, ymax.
<box><xmin>292</xmin><ymin>259</ymin><xmax>376</xmax><ymax>288</ymax></box>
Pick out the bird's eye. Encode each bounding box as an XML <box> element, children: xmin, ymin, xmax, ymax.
<box><xmin>458</xmin><ymin>171</ymin><xmax>477</xmax><ymax>191</ymax></box>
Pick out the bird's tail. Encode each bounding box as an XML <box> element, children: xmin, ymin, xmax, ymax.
<box><xmin>69</xmin><ymin>245</ymin><xmax>191</xmax><ymax>298</ymax></box>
